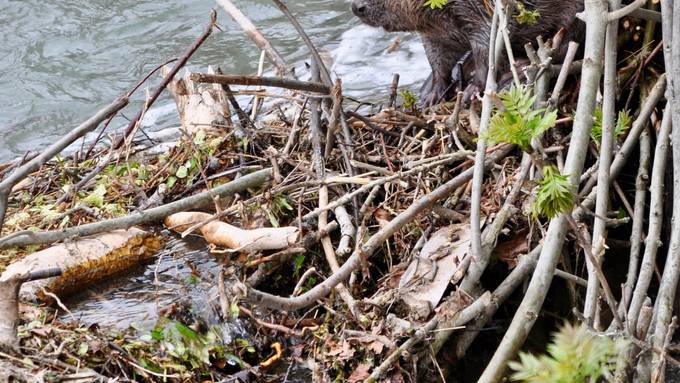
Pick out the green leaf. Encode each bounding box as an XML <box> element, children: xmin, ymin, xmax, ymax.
<box><xmin>176</xmin><ymin>166</ymin><xmax>189</xmax><ymax>179</ymax></box>
<box><xmin>275</xmin><ymin>195</ymin><xmax>294</xmax><ymax>211</ymax></box>
<box><xmin>400</xmin><ymin>90</ymin><xmax>418</xmax><ymax>107</ymax></box>
<box><xmin>531</xmin><ymin>166</ymin><xmax>575</xmax><ymax>219</ymax></box>
<box><xmin>225</xmin><ymin>354</ymin><xmax>245</xmax><ymax>368</ymax></box>
<box><xmin>174</xmin><ymin>322</ymin><xmax>198</xmax><ymax>340</ymax></box>
<box><xmin>5</xmin><ymin>212</ymin><xmax>30</xmax><ymax>227</ymax></box>
<box><xmin>265</xmin><ymin>208</ymin><xmax>279</xmax><ymax>227</ymax></box>
<box><xmin>59</xmin><ymin>215</ymin><xmax>70</xmax><ymax>228</ymax></box>
<box><xmin>230</xmin><ymin>303</ymin><xmax>240</xmax><ymax>319</ymax></box>
<box><xmin>615</xmin><ymin>109</ymin><xmax>632</xmax><ymax>138</ymax></box>
<box><xmin>514</xmin><ymin>2</ymin><xmax>541</xmax><ymax>25</ymax></box>
<box><xmin>293</xmin><ymin>254</ymin><xmax>305</xmax><ymax>277</ymax></box>
<box><xmin>307</xmin><ymin>276</ymin><xmax>317</xmax><ymax>287</ymax></box>
<box><xmin>37</xmin><ymin>204</ymin><xmax>61</xmax><ymax>223</ymax></box>
<box><xmin>166</xmin><ymin>176</ymin><xmax>177</xmax><ymax>189</ymax></box>
<box><xmin>510</xmin><ymin>322</ymin><xmax>626</xmax><ymax>383</ymax></box>
<box><xmin>591</xmin><ymin>107</ymin><xmax>632</xmax><ymax>143</ymax></box>
<box><xmin>482</xmin><ymin>85</ymin><xmax>556</xmax><ymax>152</ymax></box>
<box><xmin>150</xmin><ymin>328</ymin><xmax>164</xmax><ymax>341</ymax></box>
<box><xmin>82</xmin><ymin>183</ymin><xmax>107</xmax><ymax>208</ymax></box>
<box><xmin>186</xmin><ymin>275</ymin><xmax>199</xmax><ymax>285</ymax></box>
<box><xmin>77</xmin><ymin>342</ymin><xmax>89</xmax><ymax>356</ymax></box>
<box><xmin>103</xmin><ymin>203</ymin><xmax>126</xmax><ymax>217</ymax></box>
<box><xmin>193</xmin><ymin>130</ymin><xmax>206</xmax><ymax>145</ymax></box>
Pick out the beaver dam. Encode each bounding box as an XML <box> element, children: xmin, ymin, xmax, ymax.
<box><xmin>1</xmin><ymin>0</ymin><xmax>679</xmax><ymax>382</ymax></box>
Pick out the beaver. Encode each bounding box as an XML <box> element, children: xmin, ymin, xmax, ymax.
<box><xmin>350</xmin><ymin>0</ymin><xmax>584</xmax><ymax>105</ymax></box>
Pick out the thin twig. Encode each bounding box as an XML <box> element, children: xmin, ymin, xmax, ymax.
<box><xmin>113</xmin><ymin>11</ymin><xmax>217</xmax><ymax>149</ymax></box>
<box><xmin>0</xmin><ymin>169</ymin><xmax>271</xmax><ymax>249</ymax></box>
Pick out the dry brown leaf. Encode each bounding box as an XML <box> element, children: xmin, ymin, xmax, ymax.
<box><xmin>386</xmin><ymin>370</ymin><xmax>406</xmax><ymax>383</ymax></box>
<box><xmin>494</xmin><ymin>231</ymin><xmax>530</xmax><ymax>268</ymax></box>
<box><xmin>348</xmin><ymin>363</ymin><xmax>371</xmax><ymax>383</ymax></box>
<box><xmin>373</xmin><ymin>208</ymin><xmax>392</xmax><ymax>229</ymax></box>
<box><xmin>398</xmin><ymin>224</ymin><xmax>470</xmax><ymax>319</ymax></box>
<box><xmin>367</xmin><ymin>340</ymin><xmax>385</xmax><ymax>355</ymax></box>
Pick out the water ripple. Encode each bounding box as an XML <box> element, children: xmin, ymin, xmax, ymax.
<box><xmin>0</xmin><ymin>0</ymin><xmax>430</xmax><ymax>161</ymax></box>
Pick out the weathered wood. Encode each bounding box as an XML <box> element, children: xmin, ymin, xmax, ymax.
<box><xmin>1</xmin><ymin>229</ymin><xmax>160</xmax><ymax>301</ymax></box>
<box><xmin>191</xmin><ymin>73</ymin><xmax>331</xmax><ymax>94</ymax></box>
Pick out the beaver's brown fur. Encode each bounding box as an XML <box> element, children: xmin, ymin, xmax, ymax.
<box><xmin>351</xmin><ymin>0</ymin><xmax>584</xmax><ymax>105</ymax></box>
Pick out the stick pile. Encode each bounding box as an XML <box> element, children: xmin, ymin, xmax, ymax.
<box><xmin>0</xmin><ymin>1</ymin><xmax>679</xmax><ymax>382</ymax></box>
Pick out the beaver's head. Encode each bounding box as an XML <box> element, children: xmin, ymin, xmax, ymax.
<box><xmin>351</xmin><ymin>0</ymin><xmax>418</xmax><ymax>32</ymax></box>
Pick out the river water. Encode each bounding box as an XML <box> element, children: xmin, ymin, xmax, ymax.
<box><xmin>0</xmin><ymin>0</ymin><xmax>430</xmax><ymax>162</ymax></box>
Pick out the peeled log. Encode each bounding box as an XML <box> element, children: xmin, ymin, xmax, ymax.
<box><xmin>0</xmin><ymin>228</ymin><xmax>162</xmax><ymax>302</ymax></box>
<box><xmin>165</xmin><ymin>212</ymin><xmax>299</xmax><ymax>252</ymax></box>
<box><xmin>162</xmin><ymin>66</ymin><xmax>229</xmax><ymax>136</ymax></box>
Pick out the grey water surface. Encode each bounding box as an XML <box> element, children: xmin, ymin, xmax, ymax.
<box><xmin>0</xmin><ymin>0</ymin><xmax>430</xmax><ymax>162</ymax></box>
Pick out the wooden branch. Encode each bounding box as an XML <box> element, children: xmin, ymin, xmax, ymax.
<box><xmin>608</xmin><ymin>0</ymin><xmax>646</xmax><ymax>21</ymax></box>
<box><xmin>0</xmin><ymin>96</ymin><xmax>129</xmax><ymax>233</ymax></box>
<box><xmin>584</xmin><ymin>0</ymin><xmax>622</xmax><ymax>324</ymax></box>
<box><xmin>271</xmin><ymin>0</ymin><xmax>332</xmax><ymax>86</ymax></box>
<box><xmin>575</xmin><ymin>74</ymin><xmax>666</xmax><ymax>219</ymax></box>
<box><xmin>619</xmin><ymin>128</ymin><xmax>650</xmax><ymax>317</ymax></box>
<box><xmin>471</xmin><ymin>0</ymin><xmax>503</xmax><ymax>264</ymax></box>
<box><xmin>114</xmin><ymin>11</ymin><xmax>217</xmax><ymax>149</ymax></box>
<box><xmin>237</xmin><ymin>146</ymin><xmax>514</xmax><ymax>311</ymax></box>
<box><xmin>301</xmin><ymin>151</ymin><xmax>473</xmax><ymax>222</ymax></box>
<box><xmin>478</xmin><ymin>1</ymin><xmax>610</xmax><ymax>380</ymax></box>
<box><xmin>650</xmin><ymin>2</ymin><xmax>680</xmax><ymax>372</ymax></box>
<box><xmin>215</xmin><ymin>0</ymin><xmax>288</xmax><ymax>75</ymax></box>
<box><xmin>190</xmin><ymin>73</ymin><xmax>330</xmax><ymax>94</ymax></box>
<box><xmin>0</xmin><ymin>268</ymin><xmax>62</xmax><ymax>348</ymax></box>
<box><xmin>0</xmin><ymin>169</ymin><xmax>271</xmax><ymax>249</ymax></box>
<box><xmin>450</xmin><ymin>246</ymin><xmax>543</xmax><ymax>360</ymax></box>
<box><xmin>345</xmin><ymin>110</ymin><xmax>401</xmax><ymax>138</ymax></box>
<box><xmin>371</xmin><ymin>292</ymin><xmax>493</xmax><ymax>382</ymax></box>
<box><xmin>460</xmin><ymin>154</ymin><xmax>531</xmax><ymax>294</ymax></box>
<box><xmin>627</xmin><ymin>107</ymin><xmax>671</xmax><ymax>331</ymax></box>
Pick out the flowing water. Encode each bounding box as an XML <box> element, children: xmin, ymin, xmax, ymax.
<box><xmin>0</xmin><ymin>1</ymin><xmax>429</xmax><ymax>331</ymax></box>
<box><xmin>0</xmin><ymin>0</ymin><xmax>430</xmax><ymax>162</ymax></box>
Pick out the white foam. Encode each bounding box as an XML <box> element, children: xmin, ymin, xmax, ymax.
<box><xmin>331</xmin><ymin>25</ymin><xmax>431</xmax><ymax>98</ymax></box>
<box><xmin>140</xmin><ymin>102</ymin><xmax>177</xmax><ymax>128</ymax></box>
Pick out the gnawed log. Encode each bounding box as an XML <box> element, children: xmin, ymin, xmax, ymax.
<box><xmin>0</xmin><ymin>228</ymin><xmax>162</xmax><ymax>302</ymax></box>
<box><xmin>161</xmin><ymin>66</ymin><xmax>230</xmax><ymax>136</ymax></box>
<box><xmin>165</xmin><ymin>212</ymin><xmax>298</xmax><ymax>252</ymax></box>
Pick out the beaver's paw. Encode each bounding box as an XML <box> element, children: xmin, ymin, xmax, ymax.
<box><xmin>418</xmin><ymin>76</ymin><xmax>454</xmax><ymax>108</ymax></box>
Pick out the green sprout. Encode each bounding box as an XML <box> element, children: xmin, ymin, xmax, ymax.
<box><xmin>514</xmin><ymin>2</ymin><xmax>541</xmax><ymax>25</ymax></box>
<box><xmin>509</xmin><ymin>322</ymin><xmax>625</xmax><ymax>383</ymax></box>
<box><xmin>400</xmin><ymin>89</ymin><xmax>419</xmax><ymax>107</ymax></box>
<box><xmin>482</xmin><ymin>85</ymin><xmax>557</xmax><ymax>152</ymax></box>
<box><xmin>423</xmin><ymin>0</ymin><xmax>448</xmax><ymax>9</ymax></box>
<box><xmin>590</xmin><ymin>107</ymin><xmax>632</xmax><ymax>143</ymax></box>
<box><xmin>531</xmin><ymin>165</ymin><xmax>575</xmax><ymax>219</ymax></box>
